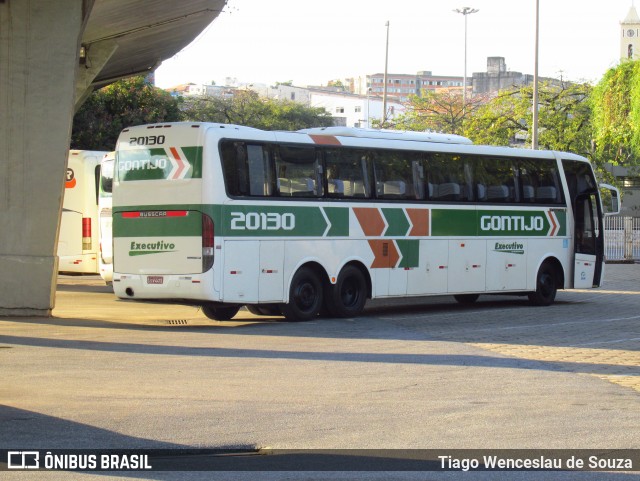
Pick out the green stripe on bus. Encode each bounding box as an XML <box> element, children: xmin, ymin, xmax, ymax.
<box><xmin>117</xmin><ymin>146</ymin><xmax>203</xmax><ymax>181</ymax></box>
<box><xmin>382</xmin><ymin>208</ymin><xmax>410</xmax><ymax>237</ymax></box>
<box><xmin>220</xmin><ymin>205</ymin><xmax>328</xmax><ymax>237</ymax></box>
<box><xmin>323</xmin><ymin>207</ymin><xmax>350</xmax><ymax>237</ymax></box>
<box><xmin>431</xmin><ymin>208</ymin><xmax>566</xmax><ymax>237</ymax></box>
<box><xmin>396</xmin><ymin>240</ymin><xmax>419</xmax><ymax>268</ymax></box>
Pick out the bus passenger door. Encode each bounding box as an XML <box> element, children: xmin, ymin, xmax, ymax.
<box><xmin>573</xmin><ymin>193</ymin><xmax>604</xmax><ymax>288</ymax></box>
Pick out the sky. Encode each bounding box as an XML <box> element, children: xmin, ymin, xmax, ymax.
<box><xmin>154</xmin><ymin>0</ymin><xmax>634</xmax><ymax>89</ymax></box>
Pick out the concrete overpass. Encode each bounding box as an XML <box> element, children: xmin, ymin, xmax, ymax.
<box><xmin>0</xmin><ymin>0</ymin><xmax>227</xmax><ymax>316</ymax></box>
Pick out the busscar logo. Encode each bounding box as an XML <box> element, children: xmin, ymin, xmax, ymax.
<box><xmin>493</xmin><ymin>241</ymin><xmax>525</xmax><ymax>255</ymax></box>
<box><xmin>8</xmin><ymin>451</ymin><xmax>40</xmax><ymax>469</ymax></box>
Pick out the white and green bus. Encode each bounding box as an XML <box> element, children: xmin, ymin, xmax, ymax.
<box><xmin>112</xmin><ymin>123</ymin><xmax>619</xmax><ymax>321</ymax></box>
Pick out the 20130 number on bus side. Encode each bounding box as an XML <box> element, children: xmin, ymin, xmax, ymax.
<box><xmin>230</xmin><ymin>212</ymin><xmax>295</xmax><ymax>231</ymax></box>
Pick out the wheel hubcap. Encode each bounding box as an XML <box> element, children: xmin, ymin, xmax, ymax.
<box><xmin>341</xmin><ymin>278</ymin><xmax>359</xmax><ymax>307</ymax></box>
<box><xmin>294</xmin><ymin>281</ymin><xmax>316</xmax><ymax>311</ymax></box>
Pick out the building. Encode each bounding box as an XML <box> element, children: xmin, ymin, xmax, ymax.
<box><xmin>166</xmin><ymin>82</ymin><xmax>233</xmax><ymax>98</ymax></box>
<box><xmin>471</xmin><ymin>57</ymin><xmax>564</xmax><ymax>95</ymax></box>
<box><xmin>166</xmin><ymin>81</ymin><xmax>403</xmax><ymax>128</ymax></box>
<box><xmin>367</xmin><ymin>71</ymin><xmax>465</xmax><ymax>101</ymax></box>
<box><xmin>621</xmin><ymin>4</ymin><xmax>640</xmax><ymax>60</ymax></box>
<box><xmin>253</xmin><ymin>84</ymin><xmax>404</xmax><ymax>128</ymax></box>
<box><xmin>307</xmin><ymin>89</ymin><xmax>403</xmax><ymax>128</ymax></box>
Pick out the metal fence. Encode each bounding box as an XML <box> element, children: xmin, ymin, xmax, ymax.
<box><xmin>604</xmin><ymin>216</ymin><xmax>640</xmax><ymax>261</ymax></box>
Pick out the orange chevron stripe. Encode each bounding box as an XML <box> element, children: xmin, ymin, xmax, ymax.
<box><xmin>368</xmin><ymin>240</ymin><xmax>400</xmax><ymax>268</ymax></box>
<box><xmin>549</xmin><ymin>211</ymin><xmax>558</xmax><ymax>236</ymax></box>
<box><xmin>308</xmin><ymin>134</ymin><xmax>341</xmax><ymax>145</ymax></box>
<box><xmin>353</xmin><ymin>207</ymin><xmax>386</xmax><ymax>236</ymax></box>
<box><xmin>406</xmin><ymin>208</ymin><xmax>429</xmax><ymax>236</ymax></box>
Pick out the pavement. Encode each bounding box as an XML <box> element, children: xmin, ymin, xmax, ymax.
<box><xmin>0</xmin><ymin>264</ymin><xmax>639</xmax><ymax>480</ymax></box>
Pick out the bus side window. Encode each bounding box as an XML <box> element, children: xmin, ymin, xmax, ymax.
<box><xmin>519</xmin><ymin>158</ymin><xmax>564</xmax><ymax>204</ymax></box>
<box><xmin>325</xmin><ymin>149</ymin><xmax>372</xmax><ymax>199</ymax></box>
<box><xmin>477</xmin><ymin>156</ymin><xmax>517</xmax><ymax>203</ymax></box>
<box><xmin>372</xmin><ymin>149</ymin><xmax>418</xmax><ymax>200</ymax></box>
<box><xmin>221</xmin><ymin>141</ymin><xmax>248</xmax><ymax>196</ymax></box>
<box><xmin>426</xmin><ymin>153</ymin><xmax>467</xmax><ymax>202</ymax></box>
<box><xmin>246</xmin><ymin>144</ymin><xmax>274</xmax><ymax>196</ymax></box>
<box><xmin>275</xmin><ymin>145</ymin><xmax>322</xmax><ymax>197</ymax></box>
<box><xmin>220</xmin><ymin>141</ymin><xmax>274</xmax><ymax>197</ymax></box>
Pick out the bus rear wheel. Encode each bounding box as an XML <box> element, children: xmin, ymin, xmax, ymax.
<box><xmin>280</xmin><ymin>267</ymin><xmax>323</xmax><ymax>321</ymax></box>
<box><xmin>202</xmin><ymin>304</ymin><xmax>240</xmax><ymax>321</ymax></box>
<box><xmin>528</xmin><ymin>261</ymin><xmax>558</xmax><ymax>306</ymax></box>
<box><xmin>325</xmin><ymin>265</ymin><xmax>367</xmax><ymax>318</ymax></box>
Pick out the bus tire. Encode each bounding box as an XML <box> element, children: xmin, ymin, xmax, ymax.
<box><xmin>246</xmin><ymin>304</ymin><xmax>280</xmax><ymax>316</ymax></box>
<box><xmin>528</xmin><ymin>261</ymin><xmax>558</xmax><ymax>306</ymax></box>
<box><xmin>454</xmin><ymin>294</ymin><xmax>479</xmax><ymax>304</ymax></box>
<box><xmin>325</xmin><ymin>265</ymin><xmax>367</xmax><ymax>318</ymax></box>
<box><xmin>280</xmin><ymin>267</ymin><xmax>323</xmax><ymax>321</ymax></box>
<box><xmin>202</xmin><ymin>304</ymin><xmax>240</xmax><ymax>321</ymax></box>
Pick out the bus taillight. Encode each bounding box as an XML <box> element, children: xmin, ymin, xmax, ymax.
<box><xmin>82</xmin><ymin>217</ymin><xmax>92</xmax><ymax>250</ymax></box>
<box><xmin>202</xmin><ymin>213</ymin><xmax>214</xmax><ymax>272</ymax></box>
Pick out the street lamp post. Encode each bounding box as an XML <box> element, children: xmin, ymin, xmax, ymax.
<box><xmin>454</xmin><ymin>7</ymin><xmax>478</xmax><ymax>114</ymax></box>
<box><xmin>532</xmin><ymin>0</ymin><xmax>540</xmax><ymax>149</ymax></box>
<box><xmin>382</xmin><ymin>20</ymin><xmax>390</xmax><ymax>126</ymax></box>
<box><xmin>366</xmin><ymin>87</ymin><xmax>371</xmax><ymax>128</ymax></box>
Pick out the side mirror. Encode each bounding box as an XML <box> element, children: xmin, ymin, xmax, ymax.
<box><xmin>599</xmin><ymin>183</ymin><xmax>620</xmax><ymax>216</ymax></box>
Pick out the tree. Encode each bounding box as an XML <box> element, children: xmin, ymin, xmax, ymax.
<box><xmin>71</xmin><ymin>76</ymin><xmax>182</xmax><ymax>151</ymax></box>
<box><xmin>379</xmin><ymin>90</ymin><xmax>488</xmax><ymax>135</ymax></box>
<box><xmin>591</xmin><ymin>60</ymin><xmax>640</xmax><ymax>172</ymax></box>
<box><xmin>465</xmin><ymin>81</ymin><xmax>593</xmax><ymax>155</ymax></box>
<box><xmin>181</xmin><ymin>90</ymin><xmax>334</xmax><ymax>130</ymax></box>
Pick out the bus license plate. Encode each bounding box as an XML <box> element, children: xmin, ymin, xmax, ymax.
<box><xmin>147</xmin><ymin>276</ymin><xmax>164</xmax><ymax>285</ymax></box>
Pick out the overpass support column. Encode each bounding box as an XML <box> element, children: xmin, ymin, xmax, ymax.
<box><xmin>0</xmin><ymin>1</ymin><xmax>87</xmax><ymax>316</ymax></box>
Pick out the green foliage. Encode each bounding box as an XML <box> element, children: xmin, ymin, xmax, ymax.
<box><xmin>591</xmin><ymin>60</ymin><xmax>640</xmax><ymax>170</ymax></box>
<box><xmin>381</xmin><ymin>90</ymin><xmax>483</xmax><ymax>135</ymax></box>
<box><xmin>71</xmin><ymin>76</ymin><xmax>182</xmax><ymax>151</ymax></box>
<box><xmin>389</xmin><ymin>82</ymin><xmax>594</xmax><ymax>161</ymax></box>
<box><xmin>462</xmin><ymin>90</ymin><xmax>526</xmax><ymax>146</ymax></box>
<box><xmin>180</xmin><ymin>90</ymin><xmax>334</xmax><ymax>130</ymax></box>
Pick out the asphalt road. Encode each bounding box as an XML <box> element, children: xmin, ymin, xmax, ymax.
<box><xmin>1</xmin><ymin>265</ymin><xmax>639</xmax><ymax>480</ymax></box>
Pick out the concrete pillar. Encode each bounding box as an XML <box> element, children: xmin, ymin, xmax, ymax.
<box><xmin>0</xmin><ymin>0</ymin><xmax>86</xmax><ymax>316</ymax></box>
<box><xmin>74</xmin><ymin>40</ymin><xmax>118</xmax><ymax>110</ymax></box>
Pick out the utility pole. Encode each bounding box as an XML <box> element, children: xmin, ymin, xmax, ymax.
<box><xmin>454</xmin><ymin>7</ymin><xmax>479</xmax><ymax>115</ymax></box>
<box><xmin>382</xmin><ymin>21</ymin><xmax>390</xmax><ymax>126</ymax></box>
<box><xmin>532</xmin><ymin>0</ymin><xmax>540</xmax><ymax>149</ymax></box>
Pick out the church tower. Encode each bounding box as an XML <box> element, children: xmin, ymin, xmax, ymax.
<box><xmin>621</xmin><ymin>3</ymin><xmax>640</xmax><ymax>60</ymax></box>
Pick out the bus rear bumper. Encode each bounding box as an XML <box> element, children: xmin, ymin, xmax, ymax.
<box><xmin>113</xmin><ymin>272</ymin><xmax>218</xmax><ymax>302</ymax></box>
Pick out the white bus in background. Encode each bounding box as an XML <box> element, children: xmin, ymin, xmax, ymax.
<box><xmin>111</xmin><ymin>123</ymin><xmax>620</xmax><ymax>321</ymax></box>
<box><xmin>57</xmin><ymin>150</ymin><xmax>107</xmax><ymax>274</ymax></box>
<box><xmin>98</xmin><ymin>152</ymin><xmax>115</xmax><ymax>284</ymax></box>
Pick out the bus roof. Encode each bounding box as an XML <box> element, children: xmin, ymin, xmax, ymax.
<box><xmin>299</xmin><ymin>126</ymin><xmax>473</xmax><ymax>145</ymax></box>
<box><xmin>119</xmin><ymin>122</ymin><xmax>591</xmax><ymax>164</ymax></box>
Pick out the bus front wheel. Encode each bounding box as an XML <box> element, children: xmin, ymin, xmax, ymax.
<box><xmin>325</xmin><ymin>265</ymin><xmax>367</xmax><ymax>318</ymax></box>
<box><xmin>280</xmin><ymin>267</ymin><xmax>323</xmax><ymax>321</ymax></box>
<box><xmin>528</xmin><ymin>261</ymin><xmax>558</xmax><ymax>306</ymax></box>
<box><xmin>202</xmin><ymin>304</ymin><xmax>240</xmax><ymax>321</ymax></box>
